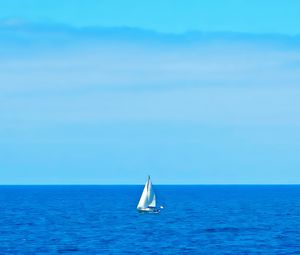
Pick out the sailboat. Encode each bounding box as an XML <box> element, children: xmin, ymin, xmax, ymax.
<box><xmin>137</xmin><ymin>176</ymin><xmax>161</xmax><ymax>213</ymax></box>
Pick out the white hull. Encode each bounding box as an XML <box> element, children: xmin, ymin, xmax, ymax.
<box><xmin>137</xmin><ymin>207</ymin><xmax>160</xmax><ymax>213</ymax></box>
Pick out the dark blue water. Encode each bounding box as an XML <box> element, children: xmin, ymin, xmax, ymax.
<box><xmin>1</xmin><ymin>185</ymin><xmax>300</xmax><ymax>254</ymax></box>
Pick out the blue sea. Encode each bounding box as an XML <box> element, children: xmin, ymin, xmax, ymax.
<box><xmin>1</xmin><ymin>185</ymin><xmax>300</xmax><ymax>254</ymax></box>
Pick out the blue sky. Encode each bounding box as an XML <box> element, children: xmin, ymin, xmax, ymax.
<box><xmin>1</xmin><ymin>1</ymin><xmax>300</xmax><ymax>184</ymax></box>
<box><xmin>2</xmin><ymin>0</ymin><xmax>300</xmax><ymax>34</ymax></box>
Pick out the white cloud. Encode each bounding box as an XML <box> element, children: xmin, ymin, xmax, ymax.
<box><xmin>1</xmin><ymin>23</ymin><xmax>300</xmax><ymax>127</ymax></box>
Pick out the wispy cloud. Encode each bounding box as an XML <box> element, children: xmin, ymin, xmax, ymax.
<box><xmin>1</xmin><ymin>21</ymin><xmax>300</xmax><ymax>128</ymax></box>
<box><xmin>1</xmin><ymin>20</ymin><xmax>300</xmax><ymax>92</ymax></box>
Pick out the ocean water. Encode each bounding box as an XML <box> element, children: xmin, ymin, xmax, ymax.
<box><xmin>0</xmin><ymin>185</ymin><xmax>300</xmax><ymax>254</ymax></box>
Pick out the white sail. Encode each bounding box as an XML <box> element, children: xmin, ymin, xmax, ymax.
<box><xmin>137</xmin><ymin>176</ymin><xmax>156</xmax><ymax>209</ymax></box>
<box><xmin>137</xmin><ymin>179</ymin><xmax>149</xmax><ymax>209</ymax></box>
<box><xmin>147</xmin><ymin>180</ymin><xmax>156</xmax><ymax>208</ymax></box>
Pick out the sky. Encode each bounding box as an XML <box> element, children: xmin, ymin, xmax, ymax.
<box><xmin>2</xmin><ymin>0</ymin><xmax>300</xmax><ymax>34</ymax></box>
<box><xmin>1</xmin><ymin>1</ymin><xmax>300</xmax><ymax>184</ymax></box>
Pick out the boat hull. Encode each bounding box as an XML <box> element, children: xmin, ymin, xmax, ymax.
<box><xmin>137</xmin><ymin>207</ymin><xmax>160</xmax><ymax>213</ymax></box>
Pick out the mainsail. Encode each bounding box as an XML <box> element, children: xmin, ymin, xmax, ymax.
<box><xmin>137</xmin><ymin>176</ymin><xmax>156</xmax><ymax>209</ymax></box>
